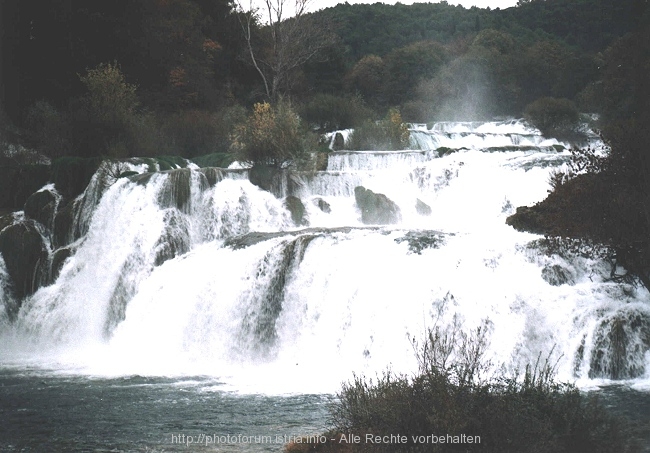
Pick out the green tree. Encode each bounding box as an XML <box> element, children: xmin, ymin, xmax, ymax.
<box><xmin>383</xmin><ymin>40</ymin><xmax>448</xmax><ymax>105</ymax></box>
<box><xmin>345</xmin><ymin>55</ymin><xmax>387</xmax><ymax>107</ymax></box>
<box><xmin>79</xmin><ymin>62</ymin><xmax>139</xmax><ymax>127</ymax></box>
<box><xmin>73</xmin><ymin>62</ymin><xmax>141</xmax><ymax>157</ymax></box>
<box><xmin>524</xmin><ymin>97</ymin><xmax>581</xmax><ymax>138</ymax></box>
<box><xmin>347</xmin><ymin>109</ymin><xmax>410</xmax><ymax>151</ymax></box>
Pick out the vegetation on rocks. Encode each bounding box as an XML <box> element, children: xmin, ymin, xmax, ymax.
<box><xmin>507</xmin><ymin>11</ymin><xmax>650</xmax><ymax>291</ymax></box>
<box><xmin>348</xmin><ymin>110</ymin><xmax>411</xmax><ymax>151</ymax></box>
<box><xmin>231</xmin><ymin>100</ymin><xmax>315</xmax><ymax>169</ymax></box>
<box><xmin>524</xmin><ymin>97</ymin><xmax>581</xmax><ymax>139</ymax></box>
<box><xmin>286</xmin><ymin>322</ymin><xmax>638</xmax><ymax>453</ymax></box>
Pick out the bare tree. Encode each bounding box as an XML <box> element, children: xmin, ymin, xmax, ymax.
<box><xmin>235</xmin><ymin>0</ymin><xmax>335</xmax><ymax>100</ymax></box>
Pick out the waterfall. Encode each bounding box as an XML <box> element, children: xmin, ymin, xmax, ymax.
<box><xmin>1</xmin><ymin>120</ymin><xmax>648</xmax><ymax>394</ymax></box>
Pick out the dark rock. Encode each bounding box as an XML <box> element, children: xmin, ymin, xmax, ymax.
<box><xmin>0</xmin><ymin>220</ymin><xmax>49</xmax><ymax>307</ymax></box>
<box><xmin>118</xmin><ymin>170</ymin><xmax>139</xmax><ymax>178</ymax></box>
<box><xmin>395</xmin><ymin>230</ymin><xmax>447</xmax><ymax>254</ymax></box>
<box><xmin>50</xmin><ymin>246</ymin><xmax>73</xmax><ymax>282</ymax></box>
<box><xmin>332</xmin><ymin>132</ymin><xmax>345</xmax><ymax>151</ymax></box>
<box><xmin>198</xmin><ymin>167</ymin><xmax>228</xmax><ymax>187</ymax></box>
<box><xmin>589</xmin><ymin>310</ymin><xmax>650</xmax><ymax>379</ymax></box>
<box><xmin>284</xmin><ymin>196</ymin><xmax>307</xmax><ymax>226</ymax></box>
<box><xmin>415</xmin><ymin>198</ymin><xmax>432</xmax><ymax>216</ymax></box>
<box><xmin>51</xmin><ymin>157</ymin><xmax>101</xmax><ymax>201</ymax></box>
<box><xmin>541</xmin><ymin>264</ymin><xmax>574</xmax><ymax>286</ymax></box>
<box><xmin>224</xmin><ymin>226</ymin><xmax>380</xmax><ymax>250</ymax></box>
<box><xmin>157</xmin><ymin>168</ymin><xmax>193</xmax><ymax>212</ymax></box>
<box><xmin>437</xmin><ymin>146</ymin><xmax>457</xmax><ymax>156</ymax></box>
<box><xmin>286</xmin><ymin>172</ymin><xmax>305</xmax><ymax>197</ymax></box>
<box><xmin>154</xmin><ymin>211</ymin><xmax>191</xmax><ymax>266</ymax></box>
<box><xmin>354</xmin><ymin>186</ymin><xmax>401</xmax><ymax>225</ymax></box>
<box><xmin>132</xmin><ymin>172</ymin><xmax>155</xmax><ymax>186</ymax></box>
<box><xmin>506</xmin><ymin>206</ymin><xmax>548</xmax><ymax>235</ymax></box>
<box><xmin>314</xmin><ymin>198</ymin><xmax>331</xmax><ymax>213</ymax></box>
<box><xmin>249</xmin><ymin>164</ymin><xmax>280</xmax><ymax>192</ymax></box>
<box><xmin>24</xmin><ymin>188</ymin><xmax>58</xmax><ymax>229</ymax></box>
<box><xmin>0</xmin><ymin>213</ymin><xmax>16</xmax><ymax>233</ymax></box>
<box><xmin>238</xmin><ymin>235</ymin><xmax>318</xmax><ymax>356</ymax></box>
<box><xmin>53</xmin><ymin>201</ymin><xmax>76</xmax><ymax>248</ymax></box>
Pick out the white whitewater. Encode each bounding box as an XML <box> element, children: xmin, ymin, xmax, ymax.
<box><xmin>1</xmin><ymin>119</ymin><xmax>649</xmax><ymax>395</ymax></box>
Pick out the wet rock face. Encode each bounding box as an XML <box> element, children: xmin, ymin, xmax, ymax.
<box><xmin>154</xmin><ymin>210</ymin><xmax>191</xmax><ymax>266</ymax></box>
<box><xmin>588</xmin><ymin>310</ymin><xmax>650</xmax><ymax>380</ymax></box>
<box><xmin>332</xmin><ymin>132</ymin><xmax>345</xmax><ymax>151</ymax></box>
<box><xmin>53</xmin><ymin>201</ymin><xmax>76</xmax><ymax>249</ymax></box>
<box><xmin>0</xmin><ymin>220</ymin><xmax>48</xmax><ymax>307</ymax></box>
<box><xmin>50</xmin><ymin>246</ymin><xmax>73</xmax><ymax>283</ymax></box>
<box><xmin>354</xmin><ymin>186</ymin><xmax>401</xmax><ymax>225</ymax></box>
<box><xmin>24</xmin><ymin>188</ymin><xmax>58</xmax><ymax>229</ymax></box>
<box><xmin>249</xmin><ymin>164</ymin><xmax>279</xmax><ymax>192</ymax></box>
<box><xmin>284</xmin><ymin>196</ymin><xmax>307</xmax><ymax>226</ymax></box>
<box><xmin>541</xmin><ymin>264</ymin><xmax>574</xmax><ymax>286</ymax></box>
<box><xmin>314</xmin><ymin>198</ymin><xmax>331</xmax><ymax>214</ymax></box>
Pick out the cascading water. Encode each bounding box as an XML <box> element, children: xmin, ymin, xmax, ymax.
<box><xmin>1</xmin><ymin>120</ymin><xmax>650</xmax><ymax>438</ymax></box>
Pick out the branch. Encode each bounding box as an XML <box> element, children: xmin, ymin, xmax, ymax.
<box><xmin>234</xmin><ymin>1</ymin><xmax>271</xmax><ymax>99</ymax></box>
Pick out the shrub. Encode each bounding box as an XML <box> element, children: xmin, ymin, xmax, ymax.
<box><xmin>300</xmin><ymin>94</ymin><xmax>373</xmax><ymax>132</ymax></box>
<box><xmin>161</xmin><ymin>105</ymin><xmax>246</xmax><ymax>158</ymax></box>
<box><xmin>24</xmin><ymin>100</ymin><xmax>72</xmax><ymax>157</ymax></box>
<box><xmin>345</xmin><ymin>55</ymin><xmax>387</xmax><ymax>108</ymax></box>
<box><xmin>231</xmin><ymin>100</ymin><xmax>314</xmax><ymax>168</ymax></box>
<box><xmin>347</xmin><ymin>109</ymin><xmax>411</xmax><ymax>151</ymax></box>
<box><xmin>525</xmin><ymin>97</ymin><xmax>581</xmax><ymax>139</ymax></box>
<box><xmin>71</xmin><ymin>62</ymin><xmax>141</xmax><ymax>157</ymax></box>
<box><xmin>328</xmin><ymin>320</ymin><xmax>638</xmax><ymax>453</ymax></box>
<box><xmin>78</xmin><ymin>61</ymin><xmax>139</xmax><ymax>128</ymax></box>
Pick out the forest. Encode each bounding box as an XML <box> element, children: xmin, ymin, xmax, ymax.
<box><xmin>0</xmin><ymin>0</ymin><xmax>638</xmax><ymax>157</ymax></box>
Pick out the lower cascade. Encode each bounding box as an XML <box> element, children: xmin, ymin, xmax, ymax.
<box><xmin>1</xmin><ymin>119</ymin><xmax>649</xmax><ymax>394</ymax></box>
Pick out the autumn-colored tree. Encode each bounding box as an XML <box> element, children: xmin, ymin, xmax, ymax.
<box><xmin>79</xmin><ymin>62</ymin><xmax>139</xmax><ymax>127</ymax></box>
<box><xmin>231</xmin><ymin>100</ymin><xmax>312</xmax><ymax>168</ymax></box>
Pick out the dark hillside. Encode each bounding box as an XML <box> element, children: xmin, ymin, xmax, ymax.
<box><xmin>315</xmin><ymin>0</ymin><xmax>635</xmax><ymax>62</ymax></box>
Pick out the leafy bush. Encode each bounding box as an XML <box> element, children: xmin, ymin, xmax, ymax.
<box><xmin>231</xmin><ymin>100</ymin><xmax>314</xmax><ymax>168</ymax></box>
<box><xmin>327</xmin><ymin>320</ymin><xmax>638</xmax><ymax>453</ymax></box>
<box><xmin>78</xmin><ymin>61</ymin><xmax>139</xmax><ymax>129</ymax></box>
<box><xmin>525</xmin><ymin>97</ymin><xmax>581</xmax><ymax>139</ymax></box>
<box><xmin>347</xmin><ymin>109</ymin><xmax>411</xmax><ymax>150</ymax></box>
<box><xmin>71</xmin><ymin>62</ymin><xmax>141</xmax><ymax>157</ymax></box>
<box><xmin>345</xmin><ymin>55</ymin><xmax>387</xmax><ymax>108</ymax></box>
<box><xmin>160</xmin><ymin>106</ymin><xmax>245</xmax><ymax>158</ymax></box>
<box><xmin>300</xmin><ymin>94</ymin><xmax>372</xmax><ymax>132</ymax></box>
